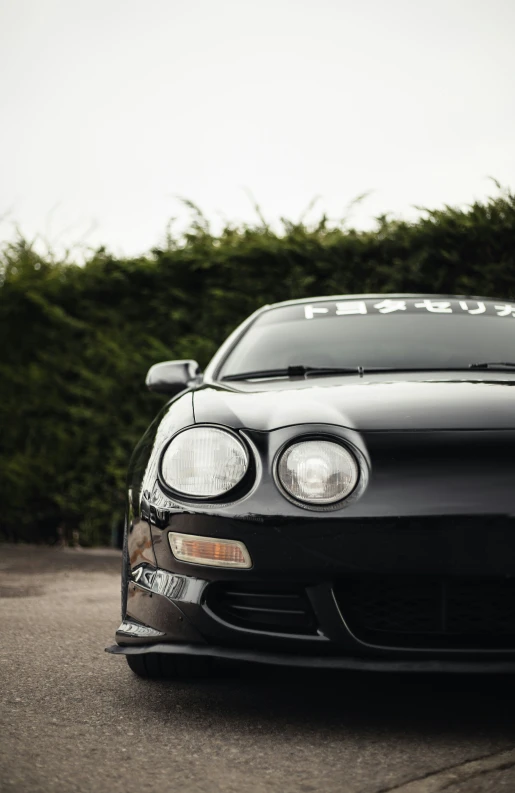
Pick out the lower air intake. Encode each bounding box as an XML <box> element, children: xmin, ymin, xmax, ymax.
<box><xmin>335</xmin><ymin>576</ymin><xmax>515</xmax><ymax>649</ymax></box>
<box><xmin>206</xmin><ymin>582</ymin><xmax>318</xmax><ymax>635</ymax></box>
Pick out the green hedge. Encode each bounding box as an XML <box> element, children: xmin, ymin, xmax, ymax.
<box><xmin>2</xmin><ymin>192</ymin><xmax>515</xmax><ymax>545</ymax></box>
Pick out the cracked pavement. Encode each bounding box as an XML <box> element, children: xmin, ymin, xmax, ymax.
<box><xmin>2</xmin><ymin>545</ymin><xmax>515</xmax><ymax>793</ymax></box>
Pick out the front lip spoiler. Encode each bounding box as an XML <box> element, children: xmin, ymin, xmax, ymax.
<box><xmin>106</xmin><ymin>643</ymin><xmax>515</xmax><ymax>673</ymax></box>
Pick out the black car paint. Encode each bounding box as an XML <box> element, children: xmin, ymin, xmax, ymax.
<box><xmin>108</xmin><ymin>297</ymin><xmax>515</xmax><ymax>671</ymax></box>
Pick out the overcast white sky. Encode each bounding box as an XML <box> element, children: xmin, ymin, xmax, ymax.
<box><xmin>1</xmin><ymin>0</ymin><xmax>514</xmax><ymax>256</ymax></box>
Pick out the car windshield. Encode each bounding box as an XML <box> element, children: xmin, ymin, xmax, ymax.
<box><xmin>218</xmin><ymin>297</ymin><xmax>515</xmax><ymax>377</ymax></box>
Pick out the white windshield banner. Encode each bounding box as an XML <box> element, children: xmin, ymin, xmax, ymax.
<box><xmin>303</xmin><ymin>299</ymin><xmax>512</xmax><ymax>319</ymax></box>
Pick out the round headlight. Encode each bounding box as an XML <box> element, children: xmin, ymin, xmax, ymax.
<box><xmin>161</xmin><ymin>426</ymin><xmax>249</xmax><ymax>498</ymax></box>
<box><xmin>277</xmin><ymin>440</ymin><xmax>359</xmax><ymax>505</ymax></box>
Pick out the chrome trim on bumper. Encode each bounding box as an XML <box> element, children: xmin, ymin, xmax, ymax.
<box><xmin>116</xmin><ymin>619</ymin><xmax>165</xmax><ymax>638</ymax></box>
<box><xmin>131</xmin><ymin>563</ymin><xmax>206</xmax><ymax>604</ymax></box>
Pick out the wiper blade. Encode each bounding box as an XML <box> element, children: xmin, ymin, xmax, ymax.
<box><xmin>222</xmin><ymin>364</ymin><xmax>515</xmax><ymax>382</ymax></box>
<box><xmin>221</xmin><ymin>365</ymin><xmax>360</xmax><ymax>382</ymax></box>
<box><xmin>469</xmin><ymin>362</ymin><xmax>515</xmax><ymax>370</ymax></box>
<box><xmin>360</xmin><ymin>367</ymin><xmax>464</xmax><ymax>373</ymax></box>
<box><xmin>221</xmin><ymin>365</ymin><xmax>489</xmax><ymax>382</ymax></box>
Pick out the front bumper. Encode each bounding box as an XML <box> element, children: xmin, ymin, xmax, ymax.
<box><xmin>105</xmin><ymin>641</ymin><xmax>515</xmax><ymax>673</ymax></box>
<box><xmin>108</xmin><ymin>512</ymin><xmax>515</xmax><ymax>669</ymax></box>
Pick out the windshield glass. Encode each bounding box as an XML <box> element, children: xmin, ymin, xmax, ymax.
<box><xmin>218</xmin><ymin>298</ymin><xmax>515</xmax><ymax>377</ymax></box>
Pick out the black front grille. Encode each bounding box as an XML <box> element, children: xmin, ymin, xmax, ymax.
<box><xmin>206</xmin><ymin>582</ymin><xmax>318</xmax><ymax>635</ymax></box>
<box><xmin>335</xmin><ymin>577</ymin><xmax>515</xmax><ymax>649</ymax></box>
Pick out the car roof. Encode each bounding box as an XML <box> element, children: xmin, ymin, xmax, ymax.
<box><xmin>260</xmin><ymin>293</ymin><xmax>506</xmax><ymax>312</ymax></box>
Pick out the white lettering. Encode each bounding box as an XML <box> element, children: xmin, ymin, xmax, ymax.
<box><xmin>494</xmin><ymin>304</ymin><xmax>515</xmax><ymax>317</ymax></box>
<box><xmin>414</xmin><ymin>299</ymin><xmax>452</xmax><ymax>313</ymax></box>
<box><xmin>458</xmin><ymin>300</ymin><xmax>486</xmax><ymax>315</ymax></box>
<box><xmin>304</xmin><ymin>305</ymin><xmax>329</xmax><ymax>320</ymax></box>
<box><xmin>335</xmin><ymin>300</ymin><xmax>367</xmax><ymax>316</ymax></box>
<box><xmin>373</xmin><ymin>299</ymin><xmax>407</xmax><ymax>314</ymax></box>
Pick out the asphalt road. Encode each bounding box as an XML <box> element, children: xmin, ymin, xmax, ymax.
<box><xmin>2</xmin><ymin>546</ymin><xmax>515</xmax><ymax>793</ymax></box>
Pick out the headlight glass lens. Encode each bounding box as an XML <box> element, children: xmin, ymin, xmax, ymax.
<box><xmin>161</xmin><ymin>426</ymin><xmax>248</xmax><ymax>498</ymax></box>
<box><xmin>277</xmin><ymin>440</ymin><xmax>359</xmax><ymax>504</ymax></box>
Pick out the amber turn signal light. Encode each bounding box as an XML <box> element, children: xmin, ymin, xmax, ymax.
<box><xmin>169</xmin><ymin>532</ymin><xmax>252</xmax><ymax>568</ymax></box>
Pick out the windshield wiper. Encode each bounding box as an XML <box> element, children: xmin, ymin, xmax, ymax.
<box><xmin>222</xmin><ymin>363</ymin><xmax>515</xmax><ymax>382</ymax></box>
<box><xmin>469</xmin><ymin>362</ymin><xmax>515</xmax><ymax>370</ymax></box>
<box><xmin>359</xmin><ymin>367</ymin><xmax>471</xmax><ymax>373</ymax></box>
<box><xmin>221</xmin><ymin>365</ymin><xmax>361</xmax><ymax>382</ymax></box>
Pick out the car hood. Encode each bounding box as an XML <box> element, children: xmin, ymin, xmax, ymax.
<box><xmin>193</xmin><ymin>373</ymin><xmax>515</xmax><ymax>431</ymax></box>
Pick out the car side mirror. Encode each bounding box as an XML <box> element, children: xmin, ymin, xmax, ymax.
<box><xmin>145</xmin><ymin>360</ymin><xmax>202</xmax><ymax>396</ymax></box>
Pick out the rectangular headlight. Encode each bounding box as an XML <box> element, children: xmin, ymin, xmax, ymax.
<box><xmin>169</xmin><ymin>532</ymin><xmax>252</xmax><ymax>569</ymax></box>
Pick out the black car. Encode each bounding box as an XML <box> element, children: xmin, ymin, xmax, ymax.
<box><xmin>107</xmin><ymin>293</ymin><xmax>515</xmax><ymax>677</ymax></box>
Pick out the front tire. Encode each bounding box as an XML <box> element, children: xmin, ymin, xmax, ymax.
<box><xmin>126</xmin><ymin>653</ymin><xmax>213</xmax><ymax>680</ymax></box>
